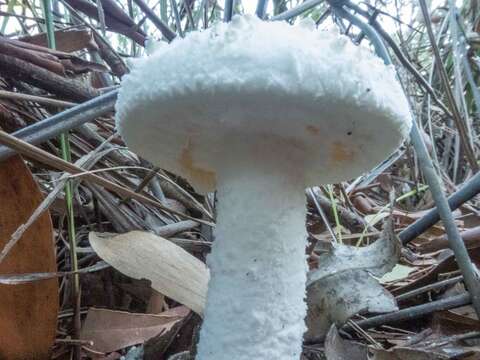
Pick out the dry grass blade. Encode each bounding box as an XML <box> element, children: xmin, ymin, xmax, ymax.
<box><xmin>0</xmin><ymin>261</ymin><xmax>108</xmax><ymax>284</ymax></box>
<box><xmin>0</xmin><ymin>136</ymin><xmax>115</xmax><ymax>264</ymax></box>
<box><xmin>0</xmin><ymin>130</ymin><xmax>214</xmax><ymax>226</ymax></box>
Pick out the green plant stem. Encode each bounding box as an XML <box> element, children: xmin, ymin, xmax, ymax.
<box><xmin>42</xmin><ymin>0</ymin><xmax>81</xmax><ymax>358</ymax></box>
<box><xmin>327</xmin><ymin>185</ymin><xmax>342</xmax><ymax>243</ymax></box>
<box><xmin>356</xmin><ymin>185</ymin><xmax>429</xmax><ymax>247</ymax></box>
<box><xmin>0</xmin><ymin>0</ymin><xmax>14</xmax><ymax>34</ymax></box>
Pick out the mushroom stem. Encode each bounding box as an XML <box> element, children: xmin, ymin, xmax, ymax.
<box><xmin>196</xmin><ymin>156</ymin><xmax>308</xmax><ymax>360</ymax></box>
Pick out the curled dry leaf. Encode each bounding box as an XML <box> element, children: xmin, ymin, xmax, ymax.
<box><xmin>80</xmin><ymin>306</ymin><xmax>189</xmax><ymax>353</ymax></box>
<box><xmin>305</xmin><ymin>219</ymin><xmax>400</xmax><ymax>342</ymax></box>
<box><xmin>89</xmin><ymin>231</ymin><xmax>209</xmax><ymax>315</ymax></box>
<box><xmin>324</xmin><ymin>325</ymin><xmax>368</xmax><ymax>360</ymax></box>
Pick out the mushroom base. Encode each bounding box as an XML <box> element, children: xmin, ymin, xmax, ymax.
<box><xmin>196</xmin><ymin>158</ymin><xmax>308</xmax><ymax>360</ymax></box>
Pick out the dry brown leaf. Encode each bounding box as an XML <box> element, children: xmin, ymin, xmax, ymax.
<box><xmin>351</xmin><ymin>193</ymin><xmax>375</xmax><ymax>214</ymax></box>
<box><xmin>147</xmin><ymin>289</ymin><xmax>167</xmax><ymax>314</ymax></box>
<box><xmin>417</xmin><ymin>226</ymin><xmax>480</xmax><ymax>253</ymax></box>
<box><xmin>369</xmin><ymin>332</ymin><xmax>478</xmax><ymax>360</ymax></box>
<box><xmin>392</xmin><ymin>252</ymin><xmax>457</xmax><ymax>296</ymax></box>
<box><xmin>433</xmin><ymin>308</ymin><xmax>480</xmax><ymax>334</ymax></box>
<box><xmin>324</xmin><ymin>325</ymin><xmax>368</xmax><ymax>360</ymax></box>
<box><xmin>89</xmin><ymin>231</ymin><xmax>209</xmax><ymax>315</ymax></box>
<box><xmin>19</xmin><ymin>28</ymin><xmax>96</xmax><ymax>52</ymax></box>
<box><xmin>306</xmin><ymin>219</ymin><xmax>400</xmax><ymax>342</ymax></box>
<box><xmin>0</xmin><ymin>155</ymin><xmax>58</xmax><ymax>359</ymax></box>
<box><xmin>370</xmin><ymin>347</ymin><xmax>449</xmax><ymax>359</ymax></box>
<box><xmin>80</xmin><ymin>306</ymin><xmax>189</xmax><ymax>353</ymax></box>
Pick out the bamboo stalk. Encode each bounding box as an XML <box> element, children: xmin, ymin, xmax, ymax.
<box><xmin>224</xmin><ymin>0</ymin><xmax>234</xmax><ymax>21</ymax></box>
<box><xmin>41</xmin><ymin>0</ymin><xmax>81</xmax><ymax>357</ymax></box>
<box><xmin>0</xmin><ymin>90</ymin><xmax>117</xmax><ymax>161</ymax></box>
<box><xmin>335</xmin><ymin>0</ymin><xmax>480</xmax><ymax>322</ymax></box>
<box><xmin>348</xmin><ymin>293</ymin><xmax>471</xmax><ymax>330</ymax></box>
<box><xmin>133</xmin><ymin>0</ymin><xmax>176</xmax><ymax>41</ymax></box>
<box><xmin>255</xmin><ymin>0</ymin><xmax>268</xmax><ymax>19</ymax></box>
<box><xmin>0</xmin><ymin>130</ymin><xmax>215</xmax><ymax>226</ymax></box>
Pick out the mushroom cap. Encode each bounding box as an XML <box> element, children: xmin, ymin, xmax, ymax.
<box><xmin>116</xmin><ymin>15</ymin><xmax>412</xmax><ymax>193</ymax></box>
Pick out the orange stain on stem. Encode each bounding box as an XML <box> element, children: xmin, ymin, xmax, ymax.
<box><xmin>179</xmin><ymin>140</ymin><xmax>216</xmax><ymax>190</ymax></box>
<box><xmin>330</xmin><ymin>141</ymin><xmax>355</xmax><ymax>163</ymax></box>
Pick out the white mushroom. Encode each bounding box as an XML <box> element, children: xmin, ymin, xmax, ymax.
<box><xmin>116</xmin><ymin>15</ymin><xmax>411</xmax><ymax>360</ymax></box>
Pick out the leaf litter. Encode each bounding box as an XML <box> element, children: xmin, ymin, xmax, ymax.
<box><xmin>1</xmin><ymin>1</ymin><xmax>480</xmax><ymax>359</ymax></box>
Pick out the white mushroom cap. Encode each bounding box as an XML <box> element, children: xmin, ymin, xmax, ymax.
<box><xmin>116</xmin><ymin>15</ymin><xmax>411</xmax><ymax>193</ymax></box>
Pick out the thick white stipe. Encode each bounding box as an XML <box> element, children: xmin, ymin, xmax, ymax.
<box><xmin>196</xmin><ymin>148</ymin><xmax>308</xmax><ymax>360</ymax></box>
